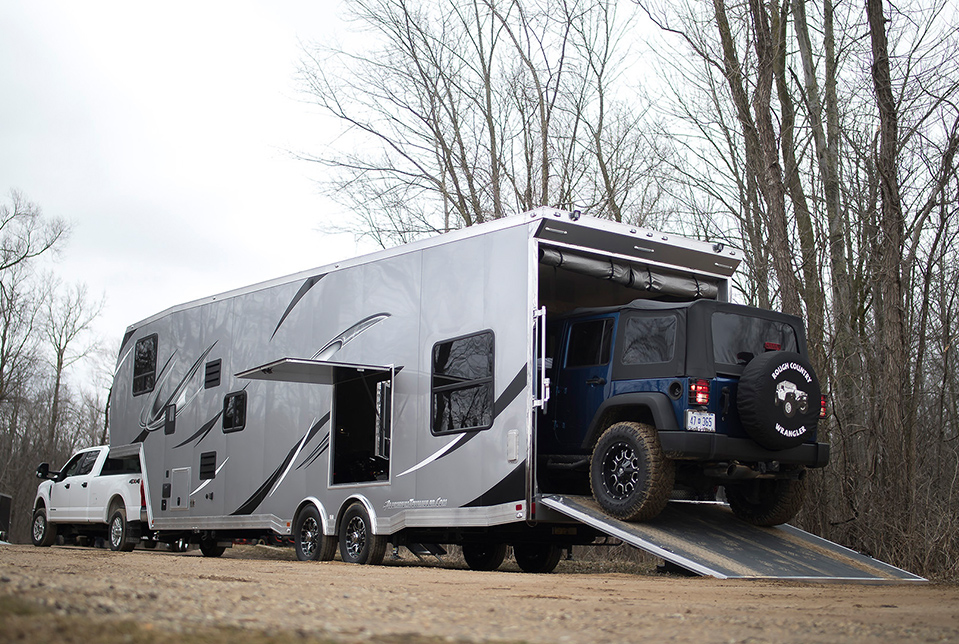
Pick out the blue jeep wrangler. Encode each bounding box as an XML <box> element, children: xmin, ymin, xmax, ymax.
<box><xmin>540</xmin><ymin>298</ymin><xmax>829</xmax><ymax>526</ymax></box>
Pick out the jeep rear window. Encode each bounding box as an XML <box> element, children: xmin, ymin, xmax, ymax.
<box><xmin>711</xmin><ymin>313</ymin><xmax>798</xmax><ymax>366</ymax></box>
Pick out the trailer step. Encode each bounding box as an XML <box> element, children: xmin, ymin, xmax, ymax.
<box><xmin>538</xmin><ymin>495</ymin><xmax>925</xmax><ymax>583</ymax></box>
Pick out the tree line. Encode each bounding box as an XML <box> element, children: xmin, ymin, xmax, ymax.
<box><xmin>301</xmin><ymin>0</ymin><xmax>959</xmax><ymax>578</ymax></box>
<box><xmin>0</xmin><ymin>190</ymin><xmax>107</xmax><ymax>542</ymax></box>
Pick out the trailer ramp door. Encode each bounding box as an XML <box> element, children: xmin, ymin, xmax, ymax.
<box><xmin>540</xmin><ymin>495</ymin><xmax>925</xmax><ymax>583</ymax></box>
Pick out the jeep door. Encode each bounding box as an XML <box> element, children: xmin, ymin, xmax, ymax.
<box><xmin>552</xmin><ymin>316</ymin><xmax>615</xmax><ymax>449</ymax></box>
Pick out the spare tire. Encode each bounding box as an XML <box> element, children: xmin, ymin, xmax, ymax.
<box><xmin>737</xmin><ymin>351</ymin><xmax>820</xmax><ymax>450</ymax></box>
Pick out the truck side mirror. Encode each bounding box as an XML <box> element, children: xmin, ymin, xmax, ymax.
<box><xmin>36</xmin><ymin>463</ymin><xmax>50</xmax><ymax>480</ymax></box>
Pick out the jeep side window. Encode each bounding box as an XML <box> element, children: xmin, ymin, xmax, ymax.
<box><xmin>621</xmin><ymin>315</ymin><xmax>677</xmax><ymax>364</ymax></box>
<box><xmin>565</xmin><ymin>319</ymin><xmax>613</xmax><ymax>368</ymax></box>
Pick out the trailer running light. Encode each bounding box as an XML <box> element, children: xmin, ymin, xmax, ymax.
<box><xmin>689</xmin><ymin>379</ymin><xmax>710</xmax><ymax>406</ymax></box>
<box><xmin>820</xmin><ymin>395</ymin><xmax>827</xmax><ymax>419</ymax></box>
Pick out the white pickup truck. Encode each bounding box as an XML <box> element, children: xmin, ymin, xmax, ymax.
<box><xmin>32</xmin><ymin>445</ymin><xmax>145</xmax><ymax>551</ymax></box>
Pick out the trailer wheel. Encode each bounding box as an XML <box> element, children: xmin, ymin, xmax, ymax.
<box><xmin>590</xmin><ymin>422</ymin><xmax>674</xmax><ymax>522</ymax></box>
<box><xmin>339</xmin><ymin>503</ymin><xmax>386</xmax><ymax>565</ymax></box>
<box><xmin>294</xmin><ymin>506</ymin><xmax>337</xmax><ymax>561</ymax></box>
<box><xmin>725</xmin><ymin>475</ymin><xmax>806</xmax><ymax>526</ymax></box>
<box><xmin>199</xmin><ymin>537</ymin><xmax>226</xmax><ymax>558</ymax></box>
<box><xmin>108</xmin><ymin>509</ymin><xmax>136</xmax><ymax>552</ymax></box>
<box><xmin>462</xmin><ymin>542</ymin><xmax>507</xmax><ymax>571</ymax></box>
<box><xmin>31</xmin><ymin>507</ymin><xmax>56</xmax><ymax>547</ymax></box>
<box><xmin>512</xmin><ymin>543</ymin><xmax>563</xmax><ymax>574</ymax></box>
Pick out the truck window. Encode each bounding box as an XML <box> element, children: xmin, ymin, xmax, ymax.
<box><xmin>76</xmin><ymin>450</ymin><xmax>100</xmax><ymax>476</ymax></box>
<box><xmin>565</xmin><ymin>319</ymin><xmax>613</xmax><ymax>368</ymax></box>
<box><xmin>621</xmin><ymin>315</ymin><xmax>677</xmax><ymax>364</ymax></box>
<box><xmin>711</xmin><ymin>313</ymin><xmax>799</xmax><ymax>366</ymax></box>
<box><xmin>132</xmin><ymin>334</ymin><xmax>158</xmax><ymax>396</ymax></box>
<box><xmin>431</xmin><ymin>331</ymin><xmax>494</xmax><ymax>434</ymax></box>
<box><xmin>101</xmin><ymin>455</ymin><xmax>141</xmax><ymax>475</ymax></box>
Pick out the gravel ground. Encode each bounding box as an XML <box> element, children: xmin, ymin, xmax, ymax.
<box><xmin>1</xmin><ymin>543</ymin><xmax>958</xmax><ymax>643</ymax></box>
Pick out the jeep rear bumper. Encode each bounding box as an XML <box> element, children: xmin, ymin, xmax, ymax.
<box><xmin>658</xmin><ymin>431</ymin><xmax>829</xmax><ymax>468</ymax></box>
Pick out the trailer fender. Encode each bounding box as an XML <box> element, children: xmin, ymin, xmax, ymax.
<box><xmin>581</xmin><ymin>392</ymin><xmax>680</xmax><ymax>450</ymax></box>
<box><xmin>295</xmin><ymin>497</ymin><xmax>335</xmax><ymax>536</ymax></box>
<box><xmin>337</xmin><ymin>495</ymin><xmax>380</xmax><ymax>535</ymax></box>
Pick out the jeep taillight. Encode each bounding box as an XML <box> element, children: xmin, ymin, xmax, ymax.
<box><xmin>689</xmin><ymin>379</ymin><xmax>710</xmax><ymax>406</ymax></box>
<box><xmin>820</xmin><ymin>395</ymin><xmax>827</xmax><ymax>419</ymax></box>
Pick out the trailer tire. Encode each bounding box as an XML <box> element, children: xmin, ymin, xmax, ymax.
<box><xmin>294</xmin><ymin>506</ymin><xmax>337</xmax><ymax>562</ymax></box>
<box><xmin>590</xmin><ymin>422</ymin><xmax>674</xmax><ymax>522</ymax></box>
<box><xmin>462</xmin><ymin>542</ymin><xmax>507</xmax><ymax>571</ymax></box>
<box><xmin>513</xmin><ymin>543</ymin><xmax>563</xmax><ymax>574</ymax></box>
<box><xmin>199</xmin><ymin>537</ymin><xmax>226</xmax><ymax>558</ymax></box>
<box><xmin>31</xmin><ymin>507</ymin><xmax>56</xmax><ymax>547</ymax></box>
<box><xmin>339</xmin><ymin>503</ymin><xmax>386</xmax><ymax>565</ymax></box>
<box><xmin>725</xmin><ymin>475</ymin><xmax>806</xmax><ymax>526</ymax></box>
<box><xmin>737</xmin><ymin>351</ymin><xmax>820</xmax><ymax>450</ymax></box>
<box><xmin>108</xmin><ymin>509</ymin><xmax>136</xmax><ymax>552</ymax></box>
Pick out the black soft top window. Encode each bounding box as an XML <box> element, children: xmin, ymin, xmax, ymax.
<box><xmin>711</xmin><ymin>312</ymin><xmax>799</xmax><ymax>368</ymax></box>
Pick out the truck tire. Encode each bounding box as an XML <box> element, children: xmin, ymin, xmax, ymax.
<box><xmin>31</xmin><ymin>507</ymin><xmax>56</xmax><ymax>547</ymax></box>
<box><xmin>462</xmin><ymin>542</ymin><xmax>507</xmax><ymax>571</ymax></box>
<box><xmin>108</xmin><ymin>509</ymin><xmax>137</xmax><ymax>552</ymax></box>
<box><xmin>294</xmin><ymin>505</ymin><xmax>337</xmax><ymax>562</ymax></box>
<box><xmin>512</xmin><ymin>543</ymin><xmax>563</xmax><ymax>574</ymax></box>
<box><xmin>339</xmin><ymin>503</ymin><xmax>386</xmax><ymax>565</ymax></box>
<box><xmin>725</xmin><ymin>476</ymin><xmax>805</xmax><ymax>526</ymax></box>
<box><xmin>199</xmin><ymin>536</ymin><xmax>226</xmax><ymax>558</ymax></box>
<box><xmin>590</xmin><ymin>422</ymin><xmax>674</xmax><ymax>522</ymax></box>
<box><xmin>737</xmin><ymin>351</ymin><xmax>821</xmax><ymax>450</ymax></box>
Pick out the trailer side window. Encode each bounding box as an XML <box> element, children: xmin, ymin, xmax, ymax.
<box><xmin>132</xmin><ymin>334</ymin><xmax>158</xmax><ymax>396</ymax></box>
<box><xmin>431</xmin><ymin>331</ymin><xmax>495</xmax><ymax>434</ymax></box>
<box><xmin>222</xmin><ymin>391</ymin><xmax>247</xmax><ymax>433</ymax></box>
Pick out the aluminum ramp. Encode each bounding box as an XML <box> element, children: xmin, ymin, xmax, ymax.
<box><xmin>539</xmin><ymin>495</ymin><xmax>925</xmax><ymax>583</ymax></box>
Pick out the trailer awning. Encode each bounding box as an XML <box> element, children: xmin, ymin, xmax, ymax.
<box><xmin>235</xmin><ymin>358</ymin><xmax>395</xmax><ymax>385</ymax></box>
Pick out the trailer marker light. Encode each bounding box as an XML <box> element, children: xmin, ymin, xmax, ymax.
<box><xmin>689</xmin><ymin>379</ymin><xmax>710</xmax><ymax>406</ymax></box>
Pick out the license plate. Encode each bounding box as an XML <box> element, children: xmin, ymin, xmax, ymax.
<box><xmin>685</xmin><ymin>410</ymin><xmax>716</xmax><ymax>432</ymax></box>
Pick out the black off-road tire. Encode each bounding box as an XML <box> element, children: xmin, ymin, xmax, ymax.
<box><xmin>199</xmin><ymin>537</ymin><xmax>227</xmax><ymax>558</ymax></box>
<box><xmin>725</xmin><ymin>475</ymin><xmax>806</xmax><ymax>526</ymax></box>
<box><xmin>339</xmin><ymin>503</ymin><xmax>387</xmax><ymax>565</ymax></box>
<box><xmin>462</xmin><ymin>542</ymin><xmax>508</xmax><ymax>571</ymax></box>
<box><xmin>295</xmin><ymin>505</ymin><xmax>337</xmax><ymax>561</ymax></box>
<box><xmin>31</xmin><ymin>507</ymin><xmax>56</xmax><ymax>547</ymax></box>
<box><xmin>108</xmin><ymin>509</ymin><xmax>137</xmax><ymax>552</ymax></box>
<box><xmin>512</xmin><ymin>543</ymin><xmax>563</xmax><ymax>574</ymax></box>
<box><xmin>590</xmin><ymin>422</ymin><xmax>675</xmax><ymax>522</ymax></box>
<box><xmin>737</xmin><ymin>351</ymin><xmax>821</xmax><ymax>450</ymax></box>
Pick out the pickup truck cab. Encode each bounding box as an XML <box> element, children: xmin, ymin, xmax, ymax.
<box><xmin>32</xmin><ymin>445</ymin><xmax>145</xmax><ymax>551</ymax></box>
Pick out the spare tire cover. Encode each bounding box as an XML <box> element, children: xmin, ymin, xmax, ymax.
<box><xmin>736</xmin><ymin>351</ymin><xmax>821</xmax><ymax>450</ymax></box>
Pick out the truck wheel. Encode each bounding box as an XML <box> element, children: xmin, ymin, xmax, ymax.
<box><xmin>339</xmin><ymin>502</ymin><xmax>386</xmax><ymax>565</ymax></box>
<box><xmin>737</xmin><ymin>351</ymin><xmax>821</xmax><ymax>450</ymax></box>
<box><xmin>725</xmin><ymin>476</ymin><xmax>806</xmax><ymax>526</ymax></box>
<box><xmin>462</xmin><ymin>542</ymin><xmax>507</xmax><ymax>571</ymax></box>
<box><xmin>108</xmin><ymin>509</ymin><xmax>136</xmax><ymax>552</ymax></box>
<box><xmin>199</xmin><ymin>537</ymin><xmax>226</xmax><ymax>558</ymax></box>
<box><xmin>294</xmin><ymin>506</ymin><xmax>337</xmax><ymax>561</ymax></box>
<box><xmin>513</xmin><ymin>543</ymin><xmax>562</xmax><ymax>574</ymax></box>
<box><xmin>590</xmin><ymin>422</ymin><xmax>674</xmax><ymax>522</ymax></box>
<box><xmin>31</xmin><ymin>508</ymin><xmax>56</xmax><ymax>547</ymax></box>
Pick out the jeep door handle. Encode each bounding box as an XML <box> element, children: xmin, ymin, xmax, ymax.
<box><xmin>585</xmin><ymin>377</ymin><xmax>606</xmax><ymax>386</ymax></box>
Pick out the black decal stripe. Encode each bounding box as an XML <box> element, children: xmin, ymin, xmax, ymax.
<box><xmin>297</xmin><ymin>432</ymin><xmax>330</xmax><ymax>470</ymax></box>
<box><xmin>232</xmin><ymin>413</ymin><xmax>331</xmax><ymax>515</ymax></box>
<box><xmin>173</xmin><ymin>411</ymin><xmax>222</xmax><ymax>449</ymax></box>
<box><xmin>463</xmin><ymin>462</ymin><xmax>526</xmax><ymax>507</ymax></box>
<box><xmin>131</xmin><ymin>430</ymin><xmax>149</xmax><ymax>444</ymax></box>
<box><xmin>120</xmin><ymin>328</ymin><xmax>136</xmax><ymax>355</ymax></box>
<box><xmin>271</xmin><ymin>274</ymin><xmax>325</xmax><ymax>340</ymax></box>
<box><xmin>442</xmin><ymin>365</ymin><xmax>526</xmax><ymax>460</ymax></box>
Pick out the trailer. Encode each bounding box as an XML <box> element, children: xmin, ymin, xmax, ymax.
<box><xmin>109</xmin><ymin>207</ymin><xmax>911</xmax><ymax>579</ymax></box>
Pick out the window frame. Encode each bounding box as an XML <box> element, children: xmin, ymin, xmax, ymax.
<box><xmin>430</xmin><ymin>330</ymin><xmax>495</xmax><ymax>436</ymax></box>
<box><xmin>222</xmin><ymin>391</ymin><xmax>247</xmax><ymax>433</ymax></box>
<box><xmin>132</xmin><ymin>334</ymin><xmax>158</xmax><ymax>397</ymax></box>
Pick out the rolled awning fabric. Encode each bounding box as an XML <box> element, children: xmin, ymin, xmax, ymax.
<box><xmin>539</xmin><ymin>247</ymin><xmax>718</xmax><ymax>300</ymax></box>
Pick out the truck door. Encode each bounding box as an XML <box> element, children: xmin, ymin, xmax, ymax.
<box><xmin>51</xmin><ymin>449</ymin><xmax>98</xmax><ymax>522</ymax></box>
<box><xmin>552</xmin><ymin>316</ymin><xmax>615</xmax><ymax>450</ymax></box>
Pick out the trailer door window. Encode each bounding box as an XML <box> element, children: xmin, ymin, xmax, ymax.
<box><xmin>431</xmin><ymin>331</ymin><xmax>494</xmax><ymax>434</ymax></box>
<box><xmin>132</xmin><ymin>334</ymin><xmax>158</xmax><ymax>396</ymax></box>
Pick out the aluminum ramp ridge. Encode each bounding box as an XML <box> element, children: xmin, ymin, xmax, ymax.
<box><xmin>539</xmin><ymin>495</ymin><xmax>926</xmax><ymax>583</ymax></box>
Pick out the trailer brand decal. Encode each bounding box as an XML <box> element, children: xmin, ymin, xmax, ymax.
<box><xmin>384</xmin><ymin>497</ymin><xmax>448</xmax><ymax>510</ymax></box>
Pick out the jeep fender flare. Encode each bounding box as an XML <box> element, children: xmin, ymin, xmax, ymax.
<box><xmin>581</xmin><ymin>392</ymin><xmax>679</xmax><ymax>450</ymax></box>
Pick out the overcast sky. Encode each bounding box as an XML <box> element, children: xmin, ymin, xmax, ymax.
<box><xmin>1</xmin><ymin>1</ymin><xmax>376</xmax><ymax>362</ymax></box>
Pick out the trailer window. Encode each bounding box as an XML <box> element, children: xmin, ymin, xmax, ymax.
<box><xmin>431</xmin><ymin>331</ymin><xmax>494</xmax><ymax>434</ymax></box>
<box><xmin>132</xmin><ymin>334</ymin><xmax>158</xmax><ymax>396</ymax></box>
<box><xmin>222</xmin><ymin>391</ymin><xmax>247</xmax><ymax>433</ymax></box>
